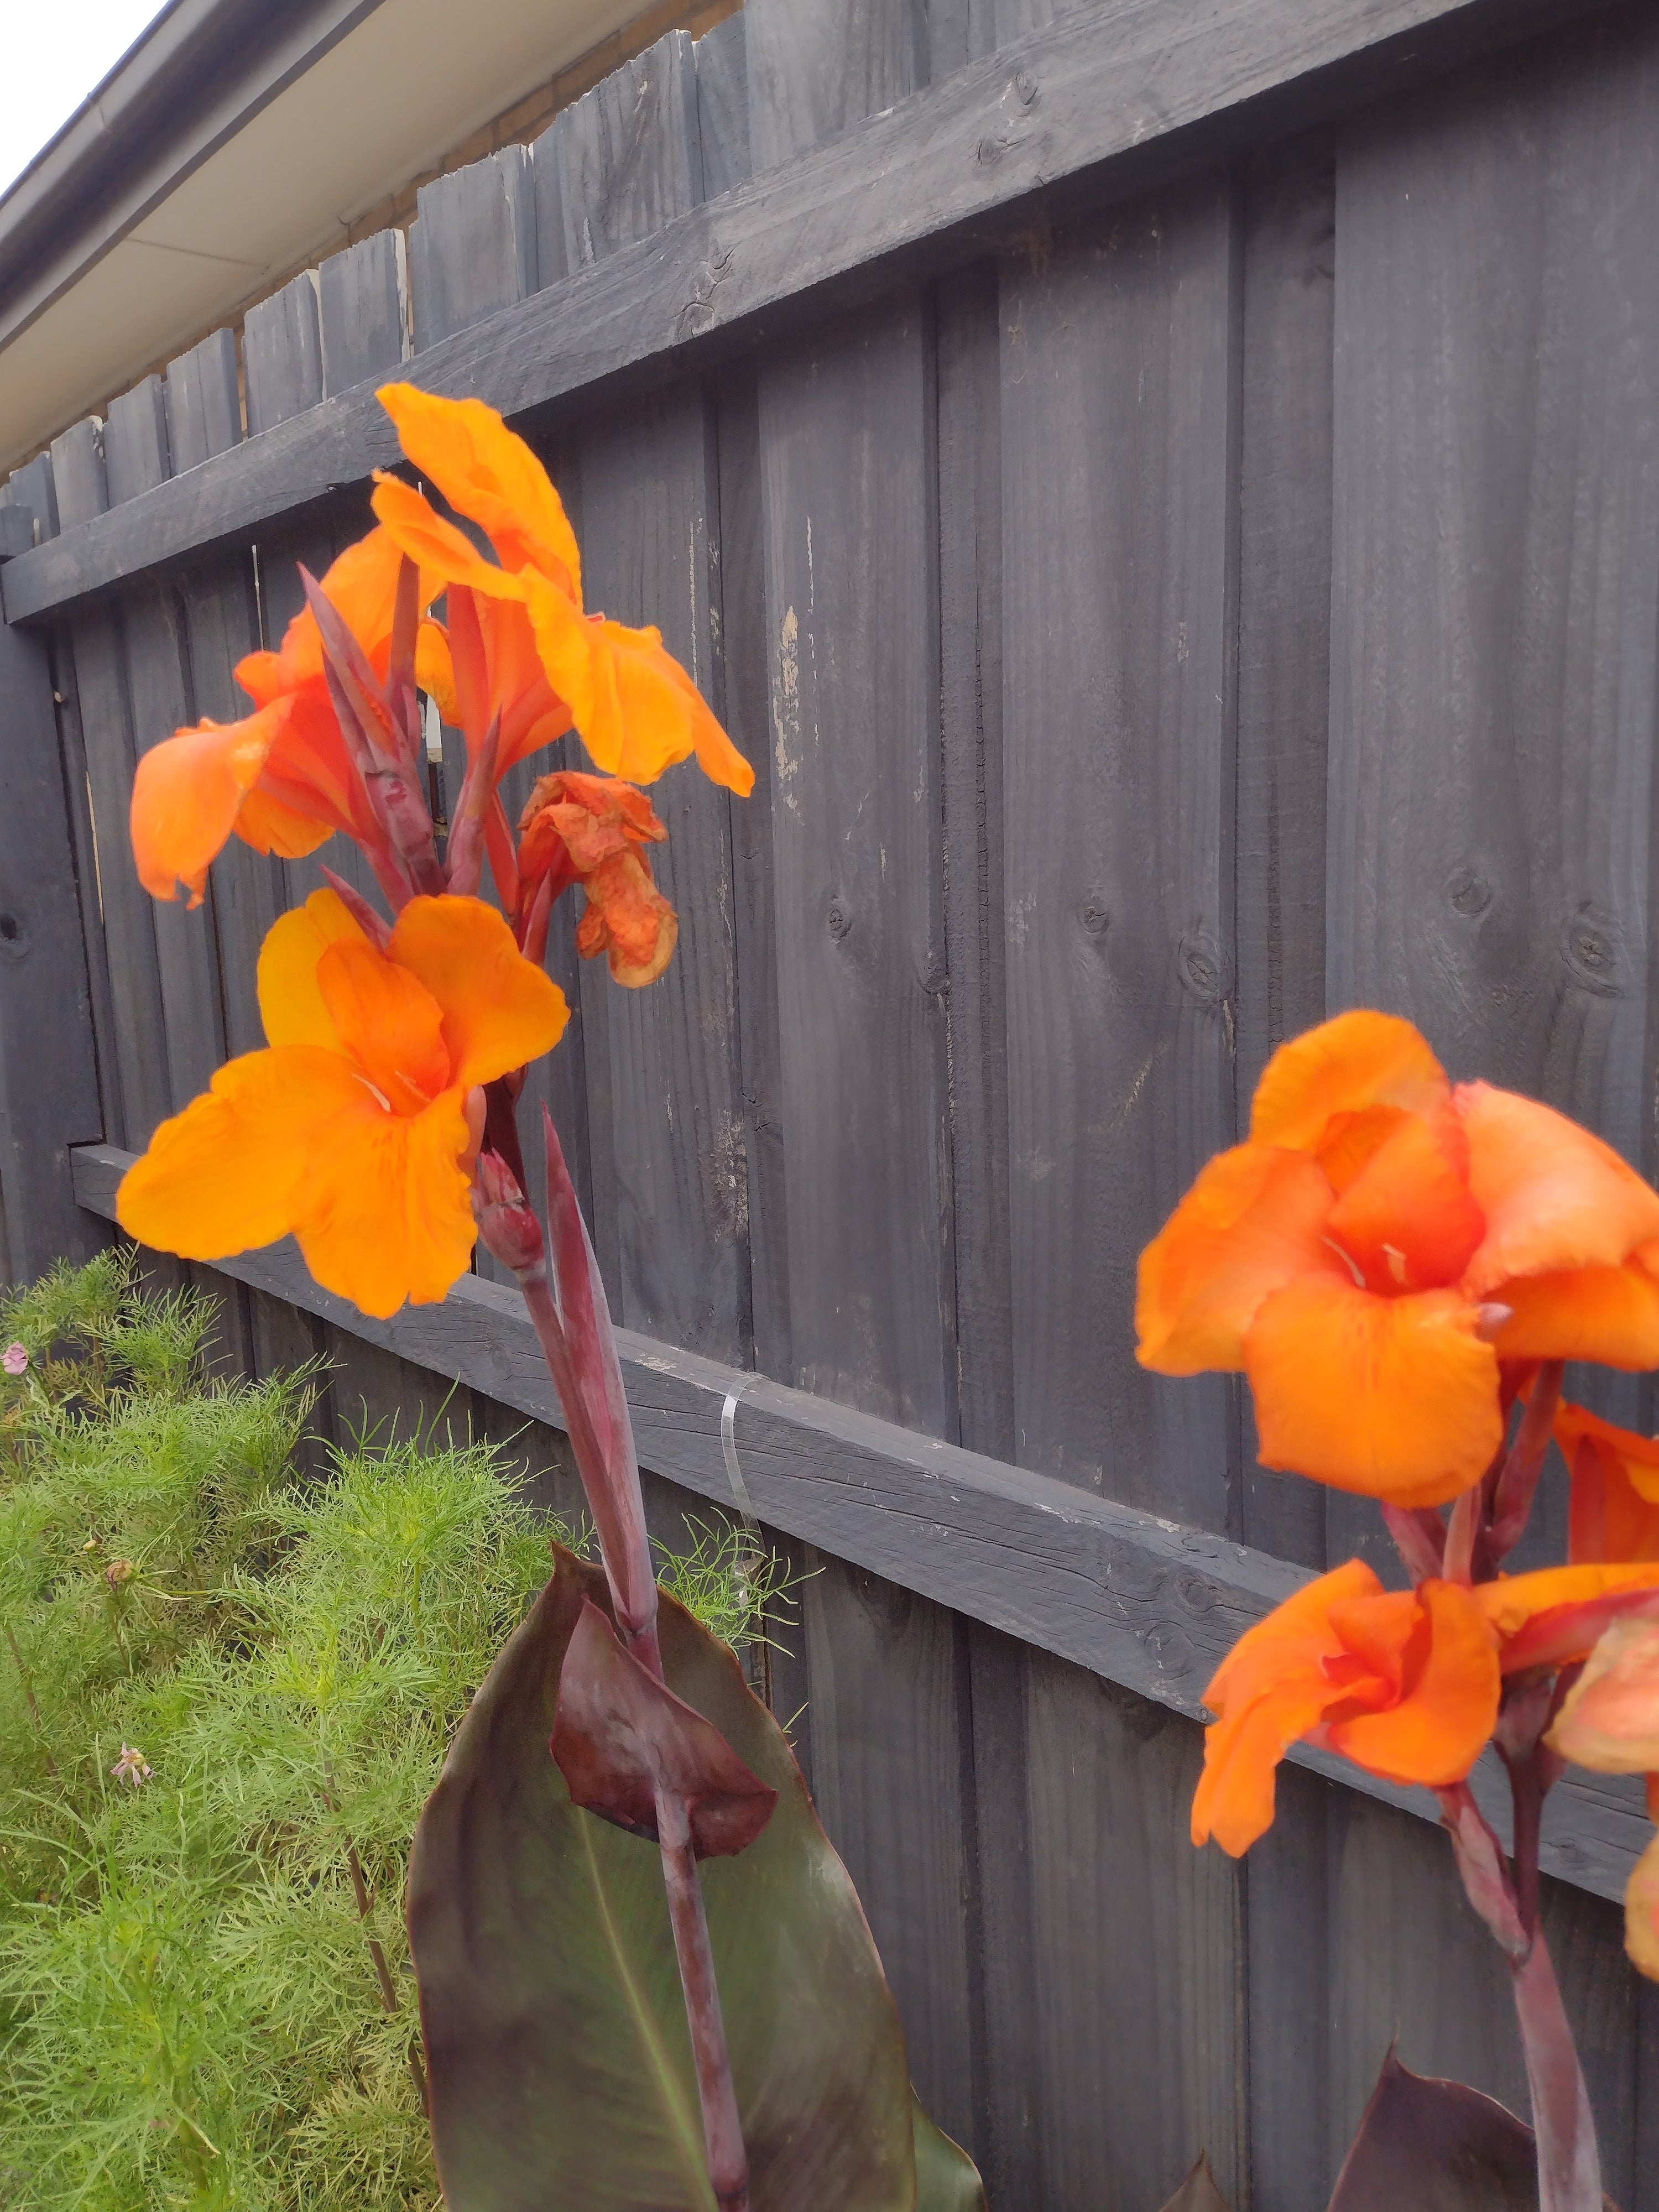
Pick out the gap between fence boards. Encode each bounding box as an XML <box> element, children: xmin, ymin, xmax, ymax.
<box><xmin>69</xmin><ymin>1141</ymin><xmax>1650</xmax><ymax>1901</ymax></box>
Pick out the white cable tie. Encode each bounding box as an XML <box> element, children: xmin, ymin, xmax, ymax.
<box><xmin>720</xmin><ymin>1375</ymin><xmax>760</xmax><ymax>1532</ymax></box>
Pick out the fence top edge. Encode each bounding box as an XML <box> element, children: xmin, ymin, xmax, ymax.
<box><xmin>2</xmin><ymin>0</ymin><xmax>1613</xmax><ymax>625</ymax></box>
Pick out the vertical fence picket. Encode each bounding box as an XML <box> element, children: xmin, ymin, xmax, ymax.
<box><xmin>317</xmin><ymin>231</ymin><xmax>409</xmax><ymax>395</ymax></box>
<box><xmin>743</xmin><ymin>0</ymin><xmax>976</xmax><ymax>2156</ymax></box>
<box><xmin>244</xmin><ymin>273</ymin><xmax>324</xmax><ymax>435</ymax></box>
<box><xmin>695</xmin><ymin>12</ymin><xmax>751</xmax><ymax>196</ymax></box>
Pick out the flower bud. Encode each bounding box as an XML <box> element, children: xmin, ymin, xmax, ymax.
<box><xmin>104</xmin><ymin>1558</ymin><xmax>134</xmax><ymax>1588</ymax></box>
<box><xmin>473</xmin><ymin>1150</ymin><xmax>544</xmax><ymax>1275</ymax></box>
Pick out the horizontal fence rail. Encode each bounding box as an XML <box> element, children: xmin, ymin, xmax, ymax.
<box><xmin>0</xmin><ymin>0</ymin><xmax>1608</xmax><ymax>624</ymax></box>
<box><xmin>72</xmin><ymin>1143</ymin><xmax>1654</xmax><ymax>1906</ymax></box>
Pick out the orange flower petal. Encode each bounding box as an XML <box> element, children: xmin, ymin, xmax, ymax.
<box><xmin>1548</xmin><ymin>1618</ymin><xmax>1659</xmax><ymax>1772</ymax></box>
<box><xmin>1488</xmin><ymin>1258</ymin><xmax>1659</xmax><ymax>1370</ymax></box>
<box><xmin>1556</xmin><ymin>1401</ymin><xmax>1659</xmax><ymax>1564</ymax></box>
<box><xmin>377</xmin><ymin>382</ymin><xmax>583</xmax><ymax>599</ymax></box>
<box><xmin>268</xmin><ymin>524</ymin><xmax>440</xmax><ymax>689</ymax></box>
<box><xmin>129</xmin><ymin>702</ymin><xmax>295</xmax><ymax>904</ymax></box>
<box><xmin>1192</xmin><ymin>1559</ymin><xmax>1383</xmax><ymax>1854</ymax></box>
<box><xmin>1476</xmin><ymin>1562</ymin><xmax>1659</xmax><ymax>1644</ymax></box>
<box><xmin>232</xmin><ymin>782</ymin><xmax>337</xmax><ymax>862</ymax></box>
<box><xmin>590</xmin><ymin>617</ymin><xmax>753</xmax><ymax>795</ymax></box>
<box><xmin>416</xmin><ymin>616</ymin><xmax>458</xmax><ymax>726</ymax></box>
<box><xmin>1626</xmin><ymin>1832</ymin><xmax>1659</xmax><ymax>1980</ymax></box>
<box><xmin>1325</xmin><ymin>1107</ymin><xmax>1485</xmax><ymax>1293</ymax></box>
<box><xmin>1249</xmin><ymin>1011</ymin><xmax>1448</xmax><ymax>1151</ymax></box>
<box><xmin>116</xmin><ymin>1045</ymin><xmax>367</xmax><ymax>1259</ymax></box>
<box><xmin>316</xmin><ymin>937</ymin><xmax>451</xmax><ymax>1113</ymax></box>
<box><xmin>257</xmin><ymin>889</ymin><xmax>369</xmax><ymax>1051</ymax></box>
<box><xmin>1326</xmin><ymin>1579</ymin><xmax>1498</xmax><ymax>1787</ymax></box>
<box><xmin>1135</xmin><ymin>1142</ymin><xmax>1338</xmax><ymax>1375</ymax></box>
<box><xmin>386</xmin><ymin>894</ymin><xmax>568</xmax><ymax>1088</ymax></box>
<box><xmin>290</xmin><ymin>1084</ymin><xmax>478</xmax><ymax>1318</ymax></box>
<box><xmin>1458</xmin><ymin>1082</ymin><xmax>1659</xmax><ymax>1297</ymax></box>
<box><xmin>370</xmin><ymin>473</ymin><xmax>533</xmax><ymax>606</ymax></box>
<box><xmin>1245</xmin><ymin>1277</ymin><xmax>1502</xmax><ymax>1505</ymax></box>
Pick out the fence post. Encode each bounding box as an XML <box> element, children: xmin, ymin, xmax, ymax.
<box><xmin>0</xmin><ymin>527</ymin><xmax>104</xmax><ymax>1282</ymax></box>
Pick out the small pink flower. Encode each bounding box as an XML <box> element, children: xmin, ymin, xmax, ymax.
<box><xmin>111</xmin><ymin>1743</ymin><xmax>153</xmax><ymax>1788</ymax></box>
<box><xmin>2</xmin><ymin>1343</ymin><xmax>28</xmax><ymax>1377</ymax></box>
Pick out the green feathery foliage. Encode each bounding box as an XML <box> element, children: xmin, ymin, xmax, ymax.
<box><xmin>0</xmin><ymin>1254</ymin><xmax>791</xmax><ymax>2209</ymax></box>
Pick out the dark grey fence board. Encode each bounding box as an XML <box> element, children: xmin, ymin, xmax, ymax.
<box><xmin>50</xmin><ymin>420</ymin><xmax>108</xmax><ymax>530</ymax></box>
<box><xmin>410</xmin><ymin>147</ymin><xmax>538</xmax><ymax>348</ymax></box>
<box><xmin>743</xmin><ymin>0</ymin><xmax>919</xmax><ymax>172</ymax></box>
<box><xmin>3</xmin><ymin>452</ymin><xmax>58</xmax><ymax>544</ymax></box>
<box><xmin>695</xmin><ymin>13</ymin><xmax>752</xmax><ymax>198</ymax></box>
<box><xmin>1325</xmin><ymin>0</ymin><xmax>1659</xmax><ymax>1572</ymax></box>
<box><xmin>165</xmin><ymin>329</ymin><xmax>243</xmax><ymax>473</ymax></box>
<box><xmin>6</xmin><ymin>0</ymin><xmax>1618</xmax><ymax>627</ymax></box>
<box><xmin>714</xmin><ymin>366</ymin><xmax>791</xmax><ymax>1377</ymax></box>
<box><xmin>103</xmin><ymin>377</ymin><xmax>170</xmax><ymax>507</ymax></box>
<box><xmin>317</xmin><ymin>231</ymin><xmax>409</xmax><ymax>395</ymax></box>
<box><xmin>554</xmin><ymin>30</ymin><xmax>703</xmax><ymax>269</ymax></box>
<box><xmin>577</xmin><ymin>392</ymin><xmax>749</xmax><ymax>1360</ymax></box>
<box><xmin>999</xmin><ymin>179</ymin><xmax>1237</xmax><ymax>1523</ymax></box>
<box><xmin>244</xmin><ymin>273</ymin><xmax>324</xmax><ymax>435</ymax></box>
<box><xmin>0</xmin><ymin>607</ymin><xmax>102</xmax><ymax>1280</ymax></box>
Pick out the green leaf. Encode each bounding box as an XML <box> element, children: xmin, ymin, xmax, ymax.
<box><xmin>912</xmin><ymin>2095</ymin><xmax>987</xmax><ymax>2211</ymax></box>
<box><xmin>411</xmin><ymin>1544</ymin><xmax>984</xmax><ymax>2211</ymax></box>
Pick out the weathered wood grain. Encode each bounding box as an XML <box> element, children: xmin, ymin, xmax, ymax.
<box><xmin>317</xmin><ymin>231</ymin><xmax>409</xmax><ymax>396</ymax></box>
<box><xmin>68</xmin><ymin>1141</ymin><xmax>1654</xmax><ymax>1901</ymax></box>
<box><xmin>409</xmin><ymin>149</ymin><xmax>538</xmax><ymax>349</ymax></box>
<box><xmin>695</xmin><ymin>12</ymin><xmax>752</xmax><ymax>198</ymax></box>
<box><xmin>1326</xmin><ymin>1</ymin><xmax>1659</xmax><ymax>1573</ymax></box>
<box><xmin>551</xmin><ymin>30</ymin><xmax>703</xmax><ymax>269</ymax></box>
<box><xmin>244</xmin><ymin>273</ymin><xmax>324</xmax><ymax>435</ymax></box>
<box><xmin>49</xmin><ymin>419</ymin><xmax>108</xmax><ymax>529</ymax></box>
<box><xmin>999</xmin><ymin>178</ymin><xmax>1237</xmax><ymax>1524</ymax></box>
<box><xmin>102</xmin><ymin>377</ymin><xmax>170</xmax><ymax>507</ymax></box>
<box><xmin>164</xmin><ymin>330</ymin><xmax>243</xmax><ymax>473</ymax></box>
<box><xmin>3</xmin><ymin>453</ymin><xmax>58</xmax><ymax>542</ymax></box>
<box><xmin>0</xmin><ymin>606</ymin><xmax>103</xmax><ymax>1279</ymax></box>
<box><xmin>6</xmin><ymin>0</ymin><xmax>1619</xmax><ymax>624</ymax></box>
<box><xmin>744</xmin><ymin>0</ymin><xmax>919</xmax><ymax>171</ymax></box>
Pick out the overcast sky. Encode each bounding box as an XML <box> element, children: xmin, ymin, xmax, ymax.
<box><xmin>0</xmin><ymin>0</ymin><xmax>171</xmax><ymax>196</ymax></box>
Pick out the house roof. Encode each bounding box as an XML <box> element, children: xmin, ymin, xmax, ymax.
<box><xmin>0</xmin><ymin>0</ymin><xmax>641</xmax><ymax>471</ymax></box>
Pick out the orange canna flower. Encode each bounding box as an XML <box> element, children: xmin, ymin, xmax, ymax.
<box><xmin>1553</xmin><ymin>1400</ymin><xmax>1659</xmax><ymax>1563</ymax></box>
<box><xmin>1138</xmin><ymin>1011</ymin><xmax>1659</xmax><ymax>1506</ymax></box>
<box><xmin>517</xmin><ymin>771</ymin><xmax>677</xmax><ymax>988</ymax></box>
<box><xmin>116</xmin><ymin>890</ymin><xmax>566</xmax><ymax>1318</ymax></box>
<box><xmin>131</xmin><ymin>529</ymin><xmax>439</xmax><ymax>904</ymax></box>
<box><xmin>369</xmin><ymin>384</ymin><xmax>754</xmax><ymax>797</ymax></box>
<box><xmin>1192</xmin><ymin>1561</ymin><xmax>1500</xmax><ymax>1856</ymax></box>
<box><xmin>1547</xmin><ymin>1619</ymin><xmax>1659</xmax><ymax>1979</ymax></box>
<box><xmin>1194</xmin><ymin>1556</ymin><xmax>1659</xmax><ymax>1856</ymax></box>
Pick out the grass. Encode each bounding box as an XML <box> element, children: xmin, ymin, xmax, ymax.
<box><xmin>0</xmin><ymin>1251</ymin><xmax>791</xmax><ymax>2209</ymax></box>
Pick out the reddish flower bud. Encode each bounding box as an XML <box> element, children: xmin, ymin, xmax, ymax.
<box><xmin>473</xmin><ymin>1149</ymin><xmax>544</xmax><ymax>1275</ymax></box>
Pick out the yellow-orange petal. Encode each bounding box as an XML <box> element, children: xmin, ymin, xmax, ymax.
<box><xmin>130</xmin><ymin>702</ymin><xmax>295</xmax><ymax>904</ymax></box>
<box><xmin>270</xmin><ymin>524</ymin><xmax>441</xmax><ymax>689</ymax></box>
<box><xmin>370</xmin><ymin>473</ymin><xmax>533</xmax><ymax>606</ymax></box>
<box><xmin>1201</xmin><ymin>1559</ymin><xmax>1383</xmax><ymax>1714</ymax></box>
<box><xmin>416</xmin><ymin>615</ymin><xmax>458</xmax><ymax>727</ymax></box>
<box><xmin>377</xmin><ymin>383</ymin><xmax>582</xmax><ymax>601</ymax></box>
<box><xmin>1192</xmin><ymin>1681</ymin><xmax>1338</xmax><ymax>1855</ymax></box>
<box><xmin>1626</xmin><ymin>1832</ymin><xmax>1659</xmax><ymax>1980</ymax></box>
<box><xmin>1249</xmin><ymin>1011</ymin><xmax>1448</xmax><ymax>1152</ymax></box>
<box><xmin>1245</xmin><ymin>1278</ymin><xmax>1502</xmax><ymax>1505</ymax></box>
<box><xmin>116</xmin><ymin>1045</ymin><xmax>366</xmax><ymax>1259</ymax></box>
<box><xmin>1488</xmin><ymin>1258</ymin><xmax>1659</xmax><ymax>1370</ymax></box>
<box><xmin>1557</xmin><ymin>1400</ymin><xmax>1659</xmax><ymax>1564</ymax></box>
<box><xmin>1458</xmin><ymin>1083</ymin><xmax>1659</xmax><ymax>1297</ymax></box>
<box><xmin>1327</xmin><ymin>1580</ymin><xmax>1498</xmax><ymax>1787</ymax></box>
<box><xmin>588</xmin><ymin>616</ymin><xmax>753</xmax><ymax>794</ymax></box>
<box><xmin>232</xmin><ymin>782</ymin><xmax>337</xmax><ymax>862</ymax></box>
<box><xmin>257</xmin><ymin>888</ymin><xmax>369</xmax><ymax>1051</ymax></box>
<box><xmin>1475</xmin><ymin>1562</ymin><xmax>1659</xmax><ymax>1643</ymax></box>
<box><xmin>387</xmin><ymin>895</ymin><xmax>568</xmax><ymax>1087</ymax></box>
<box><xmin>290</xmin><ymin>1082</ymin><xmax>478</xmax><ymax>1318</ymax></box>
<box><xmin>316</xmin><ymin>937</ymin><xmax>451</xmax><ymax>1113</ymax></box>
<box><xmin>1135</xmin><ymin>1142</ymin><xmax>1338</xmax><ymax>1375</ymax></box>
<box><xmin>1547</xmin><ymin>1618</ymin><xmax>1659</xmax><ymax>1772</ymax></box>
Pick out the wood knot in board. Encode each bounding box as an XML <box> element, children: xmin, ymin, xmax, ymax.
<box><xmin>1078</xmin><ymin>894</ymin><xmax>1111</xmax><ymax>938</ymax></box>
<box><xmin>1561</xmin><ymin>906</ymin><xmax>1623</xmax><ymax>997</ymax></box>
<box><xmin>0</xmin><ymin>911</ymin><xmax>23</xmax><ymax>957</ymax></box>
<box><xmin>1445</xmin><ymin>863</ymin><xmax>1495</xmax><ymax>921</ymax></box>
<box><xmin>676</xmin><ymin>249</ymin><xmax>733</xmax><ymax>340</ymax></box>
<box><xmin>1141</xmin><ymin>1620</ymin><xmax>1196</xmax><ymax>1680</ymax></box>
<box><xmin>976</xmin><ymin>69</ymin><xmax>1041</xmax><ymax>165</ymax></box>
<box><xmin>1176</xmin><ymin>931</ymin><xmax>1225</xmax><ymax>1005</ymax></box>
<box><xmin>825</xmin><ymin>897</ymin><xmax>853</xmax><ymax>941</ymax></box>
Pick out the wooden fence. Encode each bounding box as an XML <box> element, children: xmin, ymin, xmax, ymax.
<box><xmin>3</xmin><ymin>0</ymin><xmax>1659</xmax><ymax>2203</ymax></box>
